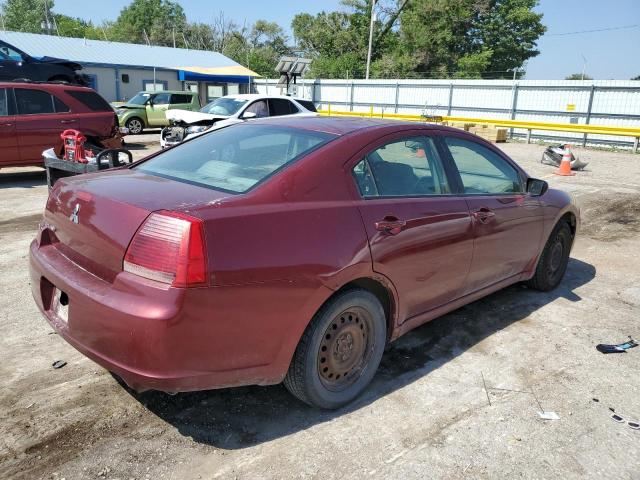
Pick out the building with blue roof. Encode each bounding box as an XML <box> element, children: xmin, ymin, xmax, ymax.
<box><xmin>0</xmin><ymin>30</ymin><xmax>259</xmax><ymax>103</ymax></box>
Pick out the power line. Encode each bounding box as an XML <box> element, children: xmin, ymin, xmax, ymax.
<box><xmin>546</xmin><ymin>24</ymin><xmax>638</xmax><ymax>36</ymax></box>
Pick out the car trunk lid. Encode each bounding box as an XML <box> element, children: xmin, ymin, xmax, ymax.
<box><xmin>43</xmin><ymin>169</ymin><xmax>227</xmax><ymax>282</ymax></box>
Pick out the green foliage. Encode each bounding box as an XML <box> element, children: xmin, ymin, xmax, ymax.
<box><xmin>631</xmin><ymin>75</ymin><xmax>640</xmax><ymax>80</ymax></box>
<box><xmin>110</xmin><ymin>0</ymin><xmax>187</xmax><ymax>46</ymax></box>
<box><xmin>1</xmin><ymin>0</ymin><xmax>546</xmax><ymax>79</ymax></box>
<box><xmin>565</xmin><ymin>73</ymin><xmax>592</xmax><ymax>80</ymax></box>
<box><xmin>294</xmin><ymin>0</ymin><xmax>545</xmax><ymax>79</ymax></box>
<box><xmin>1</xmin><ymin>0</ymin><xmax>50</xmax><ymax>33</ymax></box>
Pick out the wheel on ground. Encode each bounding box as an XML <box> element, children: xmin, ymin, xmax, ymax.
<box><xmin>527</xmin><ymin>221</ymin><xmax>572</xmax><ymax>291</ymax></box>
<box><xmin>125</xmin><ymin>117</ymin><xmax>144</xmax><ymax>135</ymax></box>
<box><xmin>283</xmin><ymin>289</ymin><xmax>386</xmax><ymax>409</ymax></box>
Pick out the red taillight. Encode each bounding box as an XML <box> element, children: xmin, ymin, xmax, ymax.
<box><xmin>123</xmin><ymin>210</ymin><xmax>207</xmax><ymax>287</ymax></box>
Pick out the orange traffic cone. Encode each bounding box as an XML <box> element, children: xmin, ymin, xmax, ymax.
<box><xmin>554</xmin><ymin>146</ymin><xmax>576</xmax><ymax>176</ymax></box>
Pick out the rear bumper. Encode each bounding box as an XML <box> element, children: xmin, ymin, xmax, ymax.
<box><xmin>29</xmin><ymin>240</ymin><xmax>310</xmax><ymax>392</ymax></box>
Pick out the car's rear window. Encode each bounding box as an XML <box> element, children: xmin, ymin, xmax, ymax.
<box><xmin>137</xmin><ymin>124</ymin><xmax>336</xmax><ymax>193</ymax></box>
<box><xmin>297</xmin><ymin>100</ymin><xmax>317</xmax><ymax>112</ymax></box>
<box><xmin>65</xmin><ymin>90</ymin><xmax>113</xmax><ymax>112</ymax></box>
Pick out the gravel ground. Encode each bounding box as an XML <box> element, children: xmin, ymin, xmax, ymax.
<box><xmin>0</xmin><ymin>137</ymin><xmax>639</xmax><ymax>480</ymax></box>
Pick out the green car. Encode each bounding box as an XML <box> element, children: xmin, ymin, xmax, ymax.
<box><xmin>115</xmin><ymin>91</ymin><xmax>201</xmax><ymax>134</ymax></box>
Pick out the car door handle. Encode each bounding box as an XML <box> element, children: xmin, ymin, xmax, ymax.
<box><xmin>375</xmin><ymin>219</ymin><xmax>406</xmax><ymax>235</ymax></box>
<box><xmin>472</xmin><ymin>208</ymin><xmax>495</xmax><ymax>223</ymax></box>
<box><xmin>60</xmin><ymin>119</ymin><xmax>76</xmax><ymax>124</ymax></box>
<box><xmin>0</xmin><ymin>122</ymin><xmax>13</xmax><ymax>127</ymax></box>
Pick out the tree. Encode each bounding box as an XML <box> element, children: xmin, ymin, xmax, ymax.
<box><xmin>565</xmin><ymin>73</ymin><xmax>592</xmax><ymax>80</ymax></box>
<box><xmin>111</xmin><ymin>0</ymin><xmax>187</xmax><ymax>47</ymax></box>
<box><xmin>294</xmin><ymin>0</ymin><xmax>545</xmax><ymax>79</ymax></box>
<box><xmin>632</xmin><ymin>75</ymin><xmax>640</xmax><ymax>80</ymax></box>
<box><xmin>223</xmin><ymin>20</ymin><xmax>292</xmax><ymax>77</ymax></box>
<box><xmin>1</xmin><ymin>0</ymin><xmax>50</xmax><ymax>33</ymax></box>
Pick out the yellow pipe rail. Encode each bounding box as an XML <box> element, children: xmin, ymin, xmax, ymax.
<box><xmin>318</xmin><ymin>106</ymin><xmax>640</xmax><ymax>151</ymax></box>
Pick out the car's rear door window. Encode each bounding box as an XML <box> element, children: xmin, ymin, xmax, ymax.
<box><xmin>443</xmin><ymin>136</ymin><xmax>522</xmax><ymax>194</ymax></box>
<box><xmin>269</xmin><ymin>99</ymin><xmax>297</xmax><ymax>115</ymax></box>
<box><xmin>65</xmin><ymin>90</ymin><xmax>112</xmax><ymax>111</ymax></box>
<box><xmin>53</xmin><ymin>95</ymin><xmax>70</xmax><ymax>113</ymax></box>
<box><xmin>170</xmin><ymin>94</ymin><xmax>192</xmax><ymax>104</ymax></box>
<box><xmin>297</xmin><ymin>100</ymin><xmax>317</xmax><ymax>112</ymax></box>
<box><xmin>14</xmin><ymin>88</ymin><xmax>55</xmax><ymax>115</ymax></box>
<box><xmin>137</xmin><ymin>124</ymin><xmax>336</xmax><ymax>193</ymax></box>
<box><xmin>353</xmin><ymin>136</ymin><xmax>451</xmax><ymax>197</ymax></box>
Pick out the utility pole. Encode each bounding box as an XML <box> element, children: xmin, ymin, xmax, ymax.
<box><xmin>42</xmin><ymin>0</ymin><xmax>54</xmax><ymax>35</ymax></box>
<box><xmin>365</xmin><ymin>0</ymin><xmax>376</xmax><ymax>80</ymax></box>
<box><xmin>581</xmin><ymin>54</ymin><xmax>587</xmax><ymax>80</ymax></box>
<box><xmin>172</xmin><ymin>28</ymin><xmax>176</xmax><ymax>48</ymax></box>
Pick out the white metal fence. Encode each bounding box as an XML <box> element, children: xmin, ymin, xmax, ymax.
<box><xmin>254</xmin><ymin>79</ymin><xmax>640</xmax><ymax>148</ymax></box>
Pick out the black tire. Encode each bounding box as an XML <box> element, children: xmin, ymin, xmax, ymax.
<box><xmin>283</xmin><ymin>289</ymin><xmax>387</xmax><ymax>409</ymax></box>
<box><xmin>125</xmin><ymin>117</ymin><xmax>144</xmax><ymax>135</ymax></box>
<box><xmin>527</xmin><ymin>221</ymin><xmax>572</xmax><ymax>291</ymax></box>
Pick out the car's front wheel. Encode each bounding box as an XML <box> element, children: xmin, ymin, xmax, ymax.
<box><xmin>527</xmin><ymin>220</ymin><xmax>573</xmax><ymax>291</ymax></box>
<box><xmin>284</xmin><ymin>289</ymin><xmax>386</xmax><ymax>409</ymax></box>
<box><xmin>125</xmin><ymin>117</ymin><xmax>144</xmax><ymax>135</ymax></box>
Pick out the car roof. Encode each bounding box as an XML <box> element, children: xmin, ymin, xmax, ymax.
<box><xmin>0</xmin><ymin>81</ymin><xmax>94</xmax><ymax>91</ymax></box>
<box><xmin>140</xmin><ymin>90</ymin><xmax>197</xmax><ymax>95</ymax></box>
<box><xmin>221</xmin><ymin>93</ymin><xmax>309</xmax><ymax>102</ymax></box>
<box><xmin>245</xmin><ymin>115</ymin><xmax>441</xmax><ymax>136</ymax></box>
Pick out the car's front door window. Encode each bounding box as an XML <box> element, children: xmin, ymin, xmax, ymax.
<box><xmin>0</xmin><ymin>89</ymin><xmax>8</xmax><ymax>116</ymax></box>
<box><xmin>244</xmin><ymin>100</ymin><xmax>269</xmax><ymax>118</ymax></box>
<box><xmin>152</xmin><ymin>93</ymin><xmax>170</xmax><ymax>106</ymax></box>
<box><xmin>444</xmin><ymin>136</ymin><xmax>522</xmax><ymax>194</ymax></box>
<box><xmin>353</xmin><ymin>136</ymin><xmax>450</xmax><ymax>197</ymax></box>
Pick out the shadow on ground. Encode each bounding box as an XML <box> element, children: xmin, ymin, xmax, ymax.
<box><xmin>124</xmin><ymin>258</ymin><xmax>595</xmax><ymax>449</ymax></box>
<box><xmin>0</xmin><ymin>169</ymin><xmax>46</xmax><ymax>189</ymax></box>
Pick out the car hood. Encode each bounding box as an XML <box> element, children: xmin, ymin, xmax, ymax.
<box><xmin>166</xmin><ymin>109</ymin><xmax>229</xmax><ymax>124</ymax></box>
<box><xmin>117</xmin><ymin>104</ymin><xmax>145</xmax><ymax>110</ymax></box>
<box><xmin>37</xmin><ymin>56</ymin><xmax>82</xmax><ymax>70</ymax></box>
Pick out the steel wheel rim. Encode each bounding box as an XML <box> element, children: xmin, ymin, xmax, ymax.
<box><xmin>546</xmin><ymin>233</ymin><xmax>566</xmax><ymax>280</ymax></box>
<box><xmin>317</xmin><ymin>306</ymin><xmax>375</xmax><ymax>392</ymax></box>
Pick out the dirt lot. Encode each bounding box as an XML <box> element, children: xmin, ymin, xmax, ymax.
<box><xmin>1</xmin><ymin>135</ymin><xmax>639</xmax><ymax>479</ymax></box>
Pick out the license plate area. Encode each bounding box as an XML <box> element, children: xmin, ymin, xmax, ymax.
<box><xmin>52</xmin><ymin>288</ymin><xmax>69</xmax><ymax>324</ymax></box>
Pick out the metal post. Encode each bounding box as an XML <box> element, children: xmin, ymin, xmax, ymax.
<box><xmin>394</xmin><ymin>81</ymin><xmax>400</xmax><ymax>113</ymax></box>
<box><xmin>365</xmin><ymin>0</ymin><xmax>376</xmax><ymax>79</ymax></box>
<box><xmin>526</xmin><ymin>129</ymin><xmax>531</xmax><ymax>144</ymax></box>
<box><xmin>349</xmin><ymin>81</ymin><xmax>355</xmax><ymax>112</ymax></box>
<box><xmin>634</xmin><ymin>136</ymin><xmax>639</xmax><ymax>154</ymax></box>
<box><xmin>582</xmin><ymin>84</ymin><xmax>595</xmax><ymax>147</ymax></box>
<box><xmin>311</xmin><ymin>79</ymin><xmax>318</xmax><ymax>103</ymax></box>
<box><xmin>509</xmin><ymin>83</ymin><xmax>519</xmax><ymax>139</ymax></box>
<box><xmin>114</xmin><ymin>67</ymin><xmax>121</xmax><ymax>101</ymax></box>
<box><xmin>447</xmin><ymin>83</ymin><xmax>454</xmax><ymax>116</ymax></box>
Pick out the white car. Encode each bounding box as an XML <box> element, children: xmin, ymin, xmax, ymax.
<box><xmin>160</xmin><ymin>94</ymin><xmax>318</xmax><ymax>148</ymax></box>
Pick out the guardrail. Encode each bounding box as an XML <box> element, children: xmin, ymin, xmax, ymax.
<box><xmin>318</xmin><ymin>107</ymin><xmax>640</xmax><ymax>153</ymax></box>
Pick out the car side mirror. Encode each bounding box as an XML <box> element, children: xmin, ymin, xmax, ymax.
<box><xmin>242</xmin><ymin>111</ymin><xmax>257</xmax><ymax>119</ymax></box>
<box><xmin>526</xmin><ymin>178</ymin><xmax>548</xmax><ymax>196</ymax></box>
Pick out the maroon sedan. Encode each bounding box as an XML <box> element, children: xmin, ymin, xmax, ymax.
<box><xmin>30</xmin><ymin>117</ymin><xmax>578</xmax><ymax>409</ymax></box>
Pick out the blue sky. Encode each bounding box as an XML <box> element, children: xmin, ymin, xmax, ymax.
<box><xmin>53</xmin><ymin>0</ymin><xmax>640</xmax><ymax>80</ymax></box>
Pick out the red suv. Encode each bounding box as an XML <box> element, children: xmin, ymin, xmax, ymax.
<box><xmin>0</xmin><ymin>82</ymin><xmax>122</xmax><ymax>168</ymax></box>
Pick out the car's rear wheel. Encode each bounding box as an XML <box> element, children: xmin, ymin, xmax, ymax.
<box><xmin>284</xmin><ymin>289</ymin><xmax>386</xmax><ymax>409</ymax></box>
<box><xmin>126</xmin><ymin>117</ymin><xmax>144</xmax><ymax>135</ymax></box>
<box><xmin>527</xmin><ymin>221</ymin><xmax>572</xmax><ymax>291</ymax></box>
